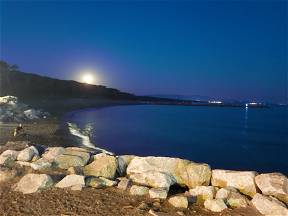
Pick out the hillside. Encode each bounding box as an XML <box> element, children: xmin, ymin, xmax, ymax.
<box><xmin>0</xmin><ymin>61</ymin><xmax>136</xmax><ymax>100</ymax></box>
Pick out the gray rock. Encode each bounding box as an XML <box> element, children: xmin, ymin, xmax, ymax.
<box><xmin>42</xmin><ymin>147</ymin><xmax>65</xmax><ymax>162</ymax></box>
<box><xmin>17</xmin><ymin>146</ymin><xmax>39</xmax><ymax>162</ymax></box>
<box><xmin>54</xmin><ymin>148</ymin><xmax>90</xmax><ymax>169</ymax></box>
<box><xmin>67</xmin><ymin>166</ymin><xmax>84</xmax><ymax>175</ymax></box>
<box><xmin>85</xmin><ymin>176</ymin><xmax>105</xmax><ymax>188</ymax></box>
<box><xmin>31</xmin><ymin>158</ymin><xmax>51</xmax><ymax>170</ymax></box>
<box><xmin>117</xmin><ymin>155</ymin><xmax>136</xmax><ymax>176</ymax></box>
<box><xmin>149</xmin><ymin>188</ymin><xmax>168</xmax><ymax>199</ymax></box>
<box><xmin>14</xmin><ymin>174</ymin><xmax>53</xmax><ymax>194</ymax></box>
<box><xmin>227</xmin><ymin>191</ymin><xmax>249</xmax><ymax>208</ymax></box>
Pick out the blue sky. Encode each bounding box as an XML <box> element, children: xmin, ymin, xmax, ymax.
<box><xmin>0</xmin><ymin>1</ymin><xmax>287</xmax><ymax>103</ymax></box>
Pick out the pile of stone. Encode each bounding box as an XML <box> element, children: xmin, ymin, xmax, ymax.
<box><xmin>0</xmin><ymin>96</ymin><xmax>49</xmax><ymax>122</ymax></box>
<box><xmin>0</xmin><ymin>141</ymin><xmax>287</xmax><ymax>216</ymax></box>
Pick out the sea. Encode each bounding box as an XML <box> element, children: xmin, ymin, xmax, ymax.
<box><xmin>64</xmin><ymin>105</ymin><xmax>288</xmax><ymax>174</ymax></box>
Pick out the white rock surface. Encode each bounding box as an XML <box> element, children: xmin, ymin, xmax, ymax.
<box><xmin>14</xmin><ymin>174</ymin><xmax>53</xmax><ymax>194</ymax></box>
<box><xmin>127</xmin><ymin>156</ymin><xmax>211</xmax><ymax>189</ymax></box>
<box><xmin>129</xmin><ymin>171</ymin><xmax>175</xmax><ymax>188</ymax></box>
<box><xmin>130</xmin><ymin>185</ymin><xmax>149</xmax><ymax>196</ymax></box>
<box><xmin>255</xmin><ymin>173</ymin><xmax>288</xmax><ymax>205</ymax></box>
<box><xmin>55</xmin><ymin>175</ymin><xmax>85</xmax><ymax>188</ymax></box>
<box><xmin>204</xmin><ymin>199</ymin><xmax>228</xmax><ymax>212</ymax></box>
<box><xmin>168</xmin><ymin>196</ymin><xmax>188</xmax><ymax>208</ymax></box>
<box><xmin>17</xmin><ymin>146</ymin><xmax>39</xmax><ymax>162</ymax></box>
<box><xmin>42</xmin><ymin>147</ymin><xmax>65</xmax><ymax>162</ymax></box>
<box><xmin>211</xmin><ymin>169</ymin><xmax>257</xmax><ymax>197</ymax></box>
<box><xmin>215</xmin><ymin>187</ymin><xmax>238</xmax><ymax>200</ymax></box>
<box><xmin>252</xmin><ymin>193</ymin><xmax>288</xmax><ymax>216</ymax></box>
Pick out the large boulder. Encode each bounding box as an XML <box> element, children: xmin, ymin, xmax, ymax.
<box><xmin>211</xmin><ymin>169</ymin><xmax>257</xmax><ymax>197</ymax></box>
<box><xmin>14</xmin><ymin>174</ymin><xmax>53</xmax><ymax>194</ymax></box>
<box><xmin>189</xmin><ymin>186</ymin><xmax>216</xmax><ymax>202</ymax></box>
<box><xmin>55</xmin><ymin>175</ymin><xmax>85</xmax><ymax>188</ymax></box>
<box><xmin>252</xmin><ymin>193</ymin><xmax>288</xmax><ymax>216</ymax></box>
<box><xmin>0</xmin><ymin>150</ymin><xmax>19</xmax><ymax>159</ymax></box>
<box><xmin>168</xmin><ymin>196</ymin><xmax>189</xmax><ymax>208</ymax></box>
<box><xmin>127</xmin><ymin>156</ymin><xmax>211</xmax><ymax>189</ymax></box>
<box><xmin>83</xmin><ymin>154</ymin><xmax>117</xmax><ymax>179</ymax></box>
<box><xmin>42</xmin><ymin>147</ymin><xmax>65</xmax><ymax>162</ymax></box>
<box><xmin>129</xmin><ymin>171</ymin><xmax>175</xmax><ymax>188</ymax></box>
<box><xmin>204</xmin><ymin>199</ymin><xmax>227</xmax><ymax>212</ymax></box>
<box><xmin>31</xmin><ymin>159</ymin><xmax>52</xmax><ymax>170</ymax></box>
<box><xmin>255</xmin><ymin>173</ymin><xmax>288</xmax><ymax>205</ymax></box>
<box><xmin>17</xmin><ymin>146</ymin><xmax>39</xmax><ymax>162</ymax></box>
<box><xmin>54</xmin><ymin>148</ymin><xmax>90</xmax><ymax>169</ymax></box>
<box><xmin>0</xmin><ymin>154</ymin><xmax>16</xmax><ymax>167</ymax></box>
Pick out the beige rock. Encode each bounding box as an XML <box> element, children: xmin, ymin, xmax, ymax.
<box><xmin>71</xmin><ymin>184</ymin><xmax>83</xmax><ymax>191</ymax></box>
<box><xmin>227</xmin><ymin>191</ymin><xmax>249</xmax><ymax>208</ymax></box>
<box><xmin>215</xmin><ymin>186</ymin><xmax>238</xmax><ymax>199</ymax></box>
<box><xmin>0</xmin><ymin>155</ymin><xmax>15</xmax><ymax>167</ymax></box>
<box><xmin>17</xmin><ymin>146</ymin><xmax>39</xmax><ymax>162</ymax></box>
<box><xmin>168</xmin><ymin>196</ymin><xmax>188</xmax><ymax>208</ymax></box>
<box><xmin>16</xmin><ymin>161</ymin><xmax>31</xmax><ymax>167</ymax></box>
<box><xmin>55</xmin><ymin>175</ymin><xmax>85</xmax><ymax>188</ymax></box>
<box><xmin>127</xmin><ymin>156</ymin><xmax>211</xmax><ymax>189</ymax></box>
<box><xmin>117</xmin><ymin>178</ymin><xmax>132</xmax><ymax>190</ymax></box>
<box><xmin>211</xmin><ymin>169</ymin><xmax>257</xmax><ymax>197</ymax></box>
<box><xmin>255</xmin><ymin>173</ymin><xmax>288</xmax><ymax>205</ymax></box>
<box><xmin>252</xmin><ymin>193</ymin><xmax>288</xmax><ymax>216</ymax></box>
<box><xmin>149</xmin><ymin>188</ymin><xmax>168</xmax><ymax>199</ymax></box>
<box><xmin>189</xmin><ymin>186</ymin><xmax>216</xmax><ymax>201</ymax></box>
<box><xmin>84</xmin><ymin>155</ymin><xmax>117</xmax><ymax>179</ymax></box>
<box><xmin>129</xmin><ymin>171</ymin><xmax>175</xmax><ymax>188</ymax></box>
<box><xmin>54</xmin><ymin>148</ymin><xmax>90</xmax><ymax>169</ymax></box>
<box><xmin>14</xmin><ymin>174</ymin><xmax>53</xmax><ymax>194</ymax></box>
<box><xmin>0</xmin><ymin>167</ymin><xmax>18</xmax><ymax>183</ymax></box>
<box><xmin>42</xmin><ymin>147</ymin><xmax>65</xmax><ymax>162</ymax></box>
<box><xmin>0</xmin><ymin>150</ymin><xmax>19</xmax><ymax>159</ymax></box>
<box><xmin>130</xmin><ymin>185</ymin><xmax>149</xmax><ymax>196</ymax></box>
<box><xmin>85</xmin><ymin>176</ymin><xmax>105</xmax><ymax>188</ymax></box>
<box><xmin>204</xmin><ymin>199</ymin><xmax>227</xmax><ymax>212</ymax></box>
<box><xmin>117</xmin><ymin>155</ymin><xmax>136</xmax><ymax>176</ymax></box>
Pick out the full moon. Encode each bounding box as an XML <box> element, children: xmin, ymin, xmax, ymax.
<box><xmin>82</xmin><ymin>74</ymin><xmax>94</xmax><ymax>84</ymax></box>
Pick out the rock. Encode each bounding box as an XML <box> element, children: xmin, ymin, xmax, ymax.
<box><xmin>168</xmin><ymin>196</ymin><xmax>188</xmax><ymax>208</ymax></box>
<box><xmin>138</xmin><ymin>201</ymin><xmax>149</xmax><ymax>211</ymax></box>
<box><xmin>255</xmin><ymin>173</ymin><xmax>288</xmax><ymax>205</ymax></box>
<box><xmin>149</xmin><ymin>188</ymin><xmax>168</xmax><ymax>199</ymax></box>
<box><xmin>83</xmin><ymin>155</ymin><xmax>117</xmax><ymax>179</ymax></box>
<box><xmin>14</xmin><ymin>174</ymin><xmax>53</xmax><ymax>194</ymax></box>
<box><xmin>227</xmin><ymin>191</ymin><xmax>249</xmax><ymax>208</ymax></box>
<box><xmin>130</xmin><ymin>185</ymin><xmax>149</xmax><ymax>196</ymax></box>
<box><xmin>117</xmin><ymin>155</ymin><xmax>136</xmax><ymax>176</ymax></box>
<box><xmin>211</xmin><ymin>169</ymin><xmax>257</xmax><ymax>197</ymax></box>
<box><xmin>0</xmin><ymin>167</ymin><xmax>18</xmax><ymax>182</ymax></box>
<box><xmin>31</xmin><ymin>158</ymin><xmax>51</xmax><ymax>170</ymax></box>
<box><xmin>117</xmin><ymin>178</ymin><xmax>132</xmax><ymax>190</ymax></box>
<box><xmin>71</xmin><ymin>184</ymin><xmax>83</xmax><ymax>191</ymax></box>
<box><xmin>16</xmin><ymin>161</ymin><xmax>31</xmax><ymax>167</ymax></box>
<box><xmin>148</xmin><ymin>209</ymin><xmax>171</xmax><ymax>216</ymax></box>
<box><xmin>67</xmin><ymin>166</ymin><xmax>84</xmax><ymax>175</ymax></box>
<box><xmin>127</xmin><ymin>156</ymin><xmax>211</xmax><ymax>189</ymax></box>
<box><xmin>17</xmin><ymin>146</ymin><xmax>39</xmax><ymax>162</ymax></box>
<box><xmin>31</xmin><ymin>154</ymin><xmax>40</xmax><ymax>162</ymax></box>
<box><xmin>176</xmin><ymin>211</ymin><xmax>185</xmax><ymax>216</ymax></box>
<box><xmin>55</xmin><ymin>175</ymin><xmax>85</xmax><ymax>188</ymax></box>
<box><xmin>85</xmin><ymin>176</ymin><xmax>105</xmax><ymax>188</ymax></box>
<box><xmin>252</xmin><ymin>193</ymin><xmax>288</xmax><ymax>216</ymax></box>
<box><xmin>215</xmin><ymin>186</ymin><xmax>238</xmax><ymax>199</ymax></box>
<box><xmin>189</xmin><ymin>186</ymin><xmax>216</xmax><ymax>202</ymax></box>
<box><xmin>0</xmin><ymin>150</ymin><xmax>19</xmax><ymax>159</ymax></box>
<box><xmin>129</xmin><ymin>171</ymin><xmax>175</xmax><ymax>188</ymax></box>
<box><xmin>0</xmin><ymin>154</ymin><xmax>16</xmax><ymax>167</ymax></box>
<box><xmin>204</xmin><ymin>199</ymin><xmax>228</xmax><ymax>212</ymax></box>
<box><xmin>54</xmin><ymin>148</ymin><xmax>90</xmax><ymax>169</ymax></box>
<box><xmin>42</xmin><ymin>147</ymin><xmax>65</xmax><ymax>162</ymax></box>
<box><xmin>98</xmin><ymin>177</ymin><xmax>117</xmax><ymax>187</ymax></box>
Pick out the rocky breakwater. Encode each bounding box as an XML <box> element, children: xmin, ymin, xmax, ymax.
<box><xmin>0</xmin><ymin>142</ymin><xmax>287</xmax><ymax>216</ymax></box>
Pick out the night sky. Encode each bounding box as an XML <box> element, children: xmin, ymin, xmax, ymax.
<box><xmin>0</xmin><ymin>1</ymin><xmax>287</xmax><ymax>103</ymax></box>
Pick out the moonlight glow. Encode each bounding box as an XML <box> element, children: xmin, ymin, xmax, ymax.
<box><xmin>82</xmin><ymin>73</ymin><xmax>95</xmax><ymax>84</ymax></box>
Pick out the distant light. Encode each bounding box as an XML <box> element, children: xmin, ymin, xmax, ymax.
<box><xmin>245</xmin><ymin>103</ymin><xmax>248</xmax><ymax>108</ymax></box>
<box><xmin>208</xmin><ymin>100</ymin><xmax>222</xmax><ymax>104</ymax></box>
<box><xmin>82</xmin><ymin>73</ymin><xmax>95</xmax><ymax>84</ymax></box>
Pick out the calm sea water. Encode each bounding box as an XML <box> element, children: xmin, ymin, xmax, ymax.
<box><xmin>64</xmin><ymin>105</ymin><xmax>288</xmax><ymax>174</ymax></box>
